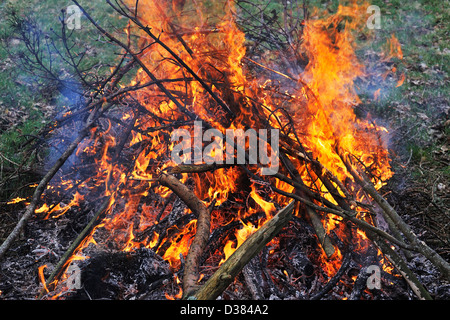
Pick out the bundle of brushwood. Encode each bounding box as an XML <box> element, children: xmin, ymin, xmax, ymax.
<box><xmin>1</xmin><ymin>0</ymin><xmax>448</xmax><ymax>300</ymax></box>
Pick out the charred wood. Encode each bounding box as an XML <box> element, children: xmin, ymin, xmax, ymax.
<box><xmin>242</xmin><ymin>255</ymin><xmax>266</xmax><ymax>299</ymax></box>
<box><xmin>38</xmin><ymin>195</ymin><xmax>113</xmax><ymax>299</ymax></box>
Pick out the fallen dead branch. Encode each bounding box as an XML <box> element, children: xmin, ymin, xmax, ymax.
<box><xmin>270</xmin><ymin>184</ymin><xmax>414</xmax><ymax>251</ymax></box>
<box><xmin>367</xmin><ymin>230</ymin><xmax>432</xmax><ymax>300</ymax></box>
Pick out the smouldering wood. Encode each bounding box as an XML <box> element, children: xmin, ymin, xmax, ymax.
<box><xmin>306</xmin><ymin>207</ymin><xmax>336</xmax><ymax>258</ymax></box>
<box><xmin>367</xmin><ymin>230</ymin><xmax>432</xmax><ymax>300</ymax></box>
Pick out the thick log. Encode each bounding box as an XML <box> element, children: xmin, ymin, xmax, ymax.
<box><xmin>306</xmin><ymin>207</ymin><xmax>336</xmax><ymax>258</ymax></box>
<box><xmin>190</xmin><ymin>201</ymin><xmax>295</xmax><ymax>300</ymax></box>
<box><xmin>158</xmin><ymin>173</ymin><xmax>211</xmax><ymax>297</ymax></box>
<box><xmin>168</xmin><ymin>163</ymin><xmax>233</xmax><ymax>174</ymax></box>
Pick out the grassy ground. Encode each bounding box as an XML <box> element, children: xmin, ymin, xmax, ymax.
<box><xmin>0</xmin><ymin>0</ymin><xmax>448</xmax><ymax>252</ymax></box>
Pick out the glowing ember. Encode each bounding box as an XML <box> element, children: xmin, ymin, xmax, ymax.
<box><xmin>7</xmin><ymin>197</ymin><xmax>27</xmax><ymax>205</ymax></box>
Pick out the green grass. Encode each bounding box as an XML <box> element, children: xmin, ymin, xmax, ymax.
<box><xmin>367</xmin><ymin>0</ymin><xmax>449</xmax><ymax>151</ymax></box>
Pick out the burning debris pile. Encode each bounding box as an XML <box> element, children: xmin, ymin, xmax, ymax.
<box><xmin>1</xmin><ymin>0</ymin><xmax>449</xmax><ymax>300</ymax></box>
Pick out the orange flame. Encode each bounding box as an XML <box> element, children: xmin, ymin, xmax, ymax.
<box><xmin>38</xmin><ymin>264</ymin><xmax>49</xmax><ymax>294</ymax></box>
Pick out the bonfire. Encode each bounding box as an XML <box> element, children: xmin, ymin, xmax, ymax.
<box><xmin>1</xmin><ymin>0</ymin><xmax>448</xmax><ymax>300</ymax></box>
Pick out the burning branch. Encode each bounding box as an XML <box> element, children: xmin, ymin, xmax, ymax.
<box><xmin>158</xmin><ymin>173</ymin><xmax>211</xmax><ymax>297</ymax></box>
<box><xmin>106</xmin><ymin>0</ymin><xmax>237</xmax><ymax>119</ymax></box>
